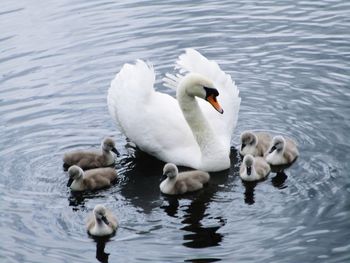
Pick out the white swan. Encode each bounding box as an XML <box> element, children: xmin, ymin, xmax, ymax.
<box><xmin>107</xmin><ymin>49</ymin><xmax>240</xmax><ymax>172</ymax></box>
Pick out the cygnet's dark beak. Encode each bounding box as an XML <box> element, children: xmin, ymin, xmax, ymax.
<box><xmin>247</xmin><ymin>166</ymin><xmax>252</xmax><ymax>176</ymax></box>
<box><xmin>101</xmin><ymin>215</ymin><xmax>109</xmax><ymax>225</ymax></box>
<box><xmin>241</xmin><ymin>143</ymin><xmax>246</xmax><ymax>151</ymax></box>
<box><xmin>269</xmin><ymin>145</ymin><xmax>277</xmax><ymax>153</ymax></box>
<box><xmin>67</xmin><ymin>178</ymin><xmax>73</xmax><ymax>187</ymax></box>
<box><xmin>111</xmin><ymin>147</ymin><xmax>120</xmax><ymax>157</ymax></box>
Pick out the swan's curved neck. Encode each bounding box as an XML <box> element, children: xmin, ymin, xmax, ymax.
<box><xmin>177</xmin><ymin>84</ymin><xmax>221</xmax><ymax>162</ymax></box>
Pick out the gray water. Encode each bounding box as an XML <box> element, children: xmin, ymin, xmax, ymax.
<box><xmin>1</xmin><ymin>0</ymin><xmax>350</xmax><ymax>262</ymax></box>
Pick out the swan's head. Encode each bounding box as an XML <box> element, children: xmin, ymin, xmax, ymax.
<box><xmin>163</xmin><ymin>163</ymin><xmax>179</xmax><ymax>179</ymax></box>
<box><xmin>102</xmin><ymin>137</ymin><xmax>120</xmax><ymax>156</ymax></box>
<box><xmin>93</xmin><ymin>205</ymin><xmax>110</xmax><ymax>225</ymax></box>
<box><xmin>179</xmin><ymin>73</ymin><xmax>223</xmax><ymax>114</ymax></box>
<box><xmin>243</xmin><ymin>154</ymin><xmax>254</xmax><ymax>176</ymax></box>
<box><xmin>269</xmin><ymin>136</ymin><xmax>286</xmax><ymax>153</ymax></box>
<box><xmin>240</xmin><ymin>131</ymin><xmax>258</xmax><ymax>151</ymax></box>
<box><xmin>67</xmin><ymin>165</ymin><xmax>84</xmax><ymax>186</ymax></box>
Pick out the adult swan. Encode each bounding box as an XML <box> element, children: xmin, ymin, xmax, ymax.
<box><xmin>107</xmin><ymin>49</ymin><xmax>240</xmax><ymax>172</ymax></box>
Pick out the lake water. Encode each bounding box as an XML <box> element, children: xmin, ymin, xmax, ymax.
<box><xmin>1</xmin><ymin>0</ymin><xmax>350</xmax><ymax>262</ymax></box>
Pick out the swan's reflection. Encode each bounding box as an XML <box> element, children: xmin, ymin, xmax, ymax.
<box><xmin>241</xmin><ymin>170</ymin><xmax>287</xmax><ymax>204</ymax></box>
<box><xmin>68</xmin><ymin>191</ymin><xmax>107</xmax><ymax>210</ymax></box>
<box><xmin>119</xmin><ymin>147</ymin><xmax>238</xmax><ymax>249</ymax></box>
<box><xmin>68</xmin><ymin>191</ymin><xmax>87</xmax><ymax>210</ymax></box>
<box><xmin>162</xmin><ymin>187</ymin><xmax>226</xmax><ymax>248</ymax></box>
<box><xmin>185</xmin><ymin>258</ymin><xmax>221</xmax><ymax>263</ymax></box>
<box><xmin>271</xmin><ymin>170</ymin><xmax>288</xmax><ymax>189</ymax></box>
<box><xmin>181</xmin><ymin>193</ymin><xmax>226</xmax><ymax>248</ymax></box>
<box><xmin>242</xmin><ymin>181</ymin><xmax>258</xmax><ymax>205</ymax></box>
<box><xmin>161</xmin><ymin>195</ymin><xmax>179</xmax><ymax>217</ymax></box>
<box><xmin>117</xmin><ymin>150</ymin><xmax>165</xmax><ymax>213</ymax></box>
<box><xmin>92</xmin><ymin>236</ymin><xmax>111</xmax><ymax>263</ymax></box>
<box><xmin>161</xmin><ymin>149</ymin><xmax>239</xmax><ymax>249</ymax></box>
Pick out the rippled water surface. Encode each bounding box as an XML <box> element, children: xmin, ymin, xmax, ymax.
<box><xmin>1</xmin><ymin>0</ymin><xmax>350</xmax><ymax>262</ymax></box>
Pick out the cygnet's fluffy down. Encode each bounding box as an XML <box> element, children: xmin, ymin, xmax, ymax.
<box><xmin>160</xmin><ymin>163</ymin><xmax>210</xmax><ymax>195</ymax></box>
<box><xmin>63</xmin><ymin>137</ymin><xmax>120</xmax><ymax>170</ymax></box>
<box><xmin>265</xmin><ymin>135</ymin><xmax>299</xmax><ymax>166</ymax></box>
<box><xmin>240</xmin><ymin>131</ymin><xmax>272</xmax><ymax>157</ymax></box>
<box><xmin>67</xmin><ymin>165</ymin><xmax>117</xmax><ymax>191</ymax></box>
<box><xmin>86</xmin><ymin>205</ymin><xmax>118</xmax><ymax>237</ymax></box>
<box><xmin>240</xmin><ymin>154</ymin><xmax>270</xmax><ymax>182</ymax></box>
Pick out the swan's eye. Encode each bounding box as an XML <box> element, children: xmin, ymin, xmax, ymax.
<box><xmin>203</xmin><ymin>87</ymin><xmax>219</xmax><ymax>98</ymax></box>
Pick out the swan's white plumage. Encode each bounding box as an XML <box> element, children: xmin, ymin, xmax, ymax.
<box><xmin>107</xmin><ymin>49</ymin><xmax>240</xmax><ymax>171</ymax></box>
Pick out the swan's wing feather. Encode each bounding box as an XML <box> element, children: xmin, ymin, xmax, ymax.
<box><xmin>173</xmin><ymin>48</ymin><xmax>241</xmax><ymax>145</ymax></box>
<box><xmin>107</xmin><ymin>60</ymin><xmax>154</xmax><ymax>133</ymax></box>
<box><xmin>107</xmin><ymin>60</ymin><xmax>199</xmax><ymax>165</ymax></box>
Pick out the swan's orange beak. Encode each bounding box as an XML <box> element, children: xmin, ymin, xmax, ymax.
<box><xmin>207</xmin><ymin>94</ymin><xmax>224</xmax><ymax>114</ymax></box>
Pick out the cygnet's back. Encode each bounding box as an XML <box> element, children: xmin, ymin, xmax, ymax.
<box><xmin>160</xmin><ymin>163</ymin><xmax>210</xmax><ymax>195</ymax></box>
<box><xmin>63</xmin><ymin>137</ymin><xmax>120</xmax><ymax>170</ymax></box>
<box><xmin>68</xmin><ymin>165</ymin><xmax>117</xmax><ymax>191</ymax></box>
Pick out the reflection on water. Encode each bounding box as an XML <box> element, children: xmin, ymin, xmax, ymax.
<box><xmin>185</xmin><ymin>258</ymin><xmax>221</xmax><ymax>263</ymax></box>
<box><xmin>117</xmin><ymin>150</ymin><xmax>165</xmax><ymax>214</ymax></box>
<box><xmin>94</xmin><ymin>237</ymin><xmax>111</xmax><ymax>263</ymax></box>
<box><xmin>271</xmin><ymin>171</ymin><xmax>288</xmax><ymax>189</ymax></box>
<box><xmin>181</xmin><ymin>202</ymin><xmax>225</xmax><ymax>249</ymax></box>
<box><xmin>161</xmin><ymin>196</ymin><xmax>179</xmax><ymax>218</ymax></box>
<box><xmin>162</xmin><ymin>190</ymin><xmax>225</xmax><ymax>249</ymax></box>
<box><xmin>242</xmin><ymin>181</ymin><xmax>258</xmax><ymax>205</ymax></box>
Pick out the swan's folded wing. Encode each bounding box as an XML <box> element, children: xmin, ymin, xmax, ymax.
<box><xmin>174</xmin><ymin>48</ymin><xmax>241</xmax><ymax>146</ymax></box>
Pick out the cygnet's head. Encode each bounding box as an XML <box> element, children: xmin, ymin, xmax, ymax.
<box><xmin>243</xmin><ymin>154</ymin><xmax>254</xmax><ymax>176</ymax></box>
<box><xmin>179</xmin><ymin>73</ymin><xmax>223</xmax><ymax>114</ymax></box>
<box><xmin>68</xmin><ymin>165</ymin><xmax>84</xmax><ymax>180</ymax></box>
<box><xmin>269</xmin><ymin>136</ymin><xmax>286</xmax><ymax>153</ymax></box>
<box><xmin>93</xmin><ymin>205</ymin><xmax>109</xmax><ymax>225</ymax></box>
<box><xmin>102</xmin><ymin>137</ymin><xmax>120</xmax><ymax>156</ymax></box>
<box><xmin>67</xmin><ymin>165</ymin><xmax>83</xmax><ymax>187</ymax></box>
<box><xmin>163</xmin><ymin>163</ymin><xmax>179</xmax><ymax>179</ymax></box>
<box><xmin>240</xmin><ymin>131</ymin><xmax>257</xmax><ymax>150</ymax></box>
